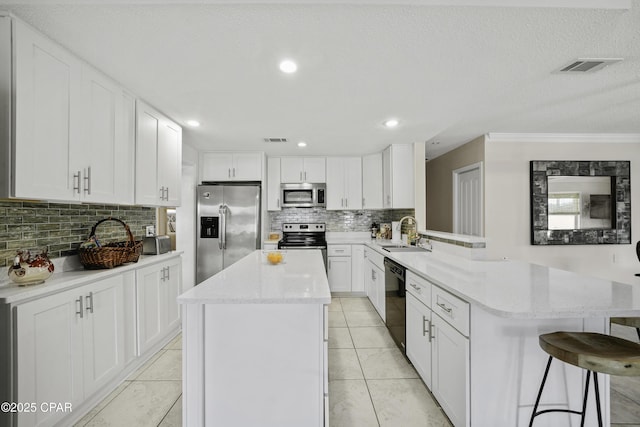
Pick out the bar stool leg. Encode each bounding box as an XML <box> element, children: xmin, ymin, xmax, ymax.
<box><xmin>529</xmin><ymin>356</ymin><xmax>554</xmax><ymax>427</ymax></box>
<box><xmin>593</xmin><ymin>372</ymin><xmax>603</xmax><ymax>427</ymax></box>
<box><xmin>580</xmin><ymin>370</ymin><xmax>591</xmax><ymax>427</ymax></box>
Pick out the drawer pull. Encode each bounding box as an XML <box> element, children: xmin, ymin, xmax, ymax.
<box><xmin>436</xmin><ymin>302</ymin><xmax>452</xmax><ymax>314</ymax></box>
<box><xmin>410</xmin><ymin>283</ymin><xmax>421</xmax><ymax>291</ymax></box>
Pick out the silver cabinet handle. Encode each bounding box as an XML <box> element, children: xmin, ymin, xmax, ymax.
<box><xmin>299</xmin><ymin>171</ymin><xmax>303</xmax><ymax>181</ymax></box>
<box><xmin>76</xmin><ymin>297</ymin><xmax>84</xmax><ymax>319</ymax></box>
<box><xmin>409</xmin><ymin>283</ymin><xmax>422</xmax><ymax>292</ymax></box>
<box><xmin>429</xmin><ymin>321</ymin><xmax>435</xmax><ymax>341</ymax></box>
<box><xmin>228</xmin><ymin>168</ymin><xmax>231</xmax><ymax>178</ymax></box>
<box><xmin>85</xmin><ymin>292</ymin><xmax>94</xmax><ymax>314</ymax></box>
<box><xmin>372</xmin><ymin>270</ymin><xmax>376</xmax><ymax>280</ymax></box>
<box><xmin>341</xmin><ymin>198</ymin><xmax>344</xmax><ymax>207</ymax></box>
<box><xmin>436</xmin><ymin>302</ymin><xmax>452</xmax><ymax>313</ymax></box>
<box><xmin>304</xmin><ymin>171</ymin><xmax>307</xmax><ymax>181</ymax></box>
<box><xmin>165</xmin><ymin>187</ymin><xmax>169</xmax><ymax>201</ymax></box>
<box><xmin>345</xmin><ymin>198</ymin><xmax>348</xmax><ymax>208</ymax></box>
<box><xmin>362</xmin><ymin>197</ymin><xmax>365</xmax><ymax>207</ymax></box>
<box><xmin>233</xmin><ymin>168</ymin><xmax>236</xmax><ymax>177</ymax></box>
<box><xmin>166</xmin><ymin>267</ymin><xmax>170</xmax><ymax>281</ymax></box>
<box><xmin>84</xmin><ymin>166</ymin><xmax>91</xmax><ymax>195</ymax></box>
<box><xmin>422</xmin><ymin>316</ymin><xmax>429</xmax><ymax>338</ymax></box>
<box><xmin>277</xmin><ymin>198</ymin><xmax>280</xmax><ymax>207</ymax></box>
<box><xmin>73</xmin><ymin>171</ymin><xmax>81</xmax><ymax>194</ymax></box>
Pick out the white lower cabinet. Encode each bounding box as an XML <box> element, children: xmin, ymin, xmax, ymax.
<box><xmin>15</xmin><ymin>274</ymin><xmax>127</xmax><ymax>427</ymax></box>
<box><xmin>136</xmin><ymin>258</ymin><xmax>182</xmax><ymax>355</ymax></box>
<box><xmin>327</xmin><ymin>245</ymin><xmax>352</xmax><ymax>292</ymax></box>
<box><xmin>405</xmin><ymin>270</ymin><xmax>469</xmax><ymax>427</ymax></box>
<box><xmin>364</xmin><ymin>248</ymin><xmax>385</xmax><ymax>319</ymax></box>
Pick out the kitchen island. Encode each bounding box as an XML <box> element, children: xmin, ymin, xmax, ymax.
<box><xmin>177</xmin><ymin>249</ymin><xmax>331</xmax><ymax>427</ymax></box>
<box><xmin>366</xmin><ymin>242</ymin><xmax>640</xmax><ymax>427</ymax></box>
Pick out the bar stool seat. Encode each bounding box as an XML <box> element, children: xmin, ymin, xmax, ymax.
<box><xmin>530</xmin><ymin>332</ymin><xmax>640</xmax><ymax>426</ymax></box>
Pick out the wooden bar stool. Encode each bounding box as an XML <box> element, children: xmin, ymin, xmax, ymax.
<box><xmin>610</xmin><ymin>317</ymin><xmax>640</xmax><ymax>341</ymax></box>
<box><xmin>529</xmin><ymin>331</ymin><xmax>640</xmax><ymax>427</ymax></box>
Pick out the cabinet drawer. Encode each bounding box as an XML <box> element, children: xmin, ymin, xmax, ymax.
<box><xmin>406</xmin><ymin>271</ymin><xmax>431</xmax><ymax>308</ymax></box>
<box><xmin>328</xmin><ymin>245</ymin><xmax>351</xmax><ymax>256</ymax></box>
<box><xmin>432</xmin><ymin>286</ymin><xmax>469</xmax><ymax>337</ymax></box>
<box><xmin>364</xmin><ymin>246</ymin><xmax>384</xmax><ymax>270</ymax></box>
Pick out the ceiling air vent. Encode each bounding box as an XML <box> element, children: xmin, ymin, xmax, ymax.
<box><xmin>557</xmin><ymin>58</ymin><xmax>622</xmax><ymax>73</ymax></box>
<box><xmin>263</xmin><ymin>137</ymin><xmax>288</xmax><ymax>143</ymax></box>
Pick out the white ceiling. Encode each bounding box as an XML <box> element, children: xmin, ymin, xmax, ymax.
<box><xmin>1</xmin><ymin>1</ymin><xmax>639</xmax><ymax>158</ymax></box>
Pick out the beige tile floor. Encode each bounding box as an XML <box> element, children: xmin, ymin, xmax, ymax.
<box><xmin>75</xmin><ymin>298</ymin><xmax>639</xmax><ymax>427</ymax></box>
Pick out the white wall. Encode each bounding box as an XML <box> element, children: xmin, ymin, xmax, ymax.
<box><xmin>484</xmin><ymin>136</ymin><xmax>640</xmax><ymax>284</ymax></box>
<box><xmin>414</xmin><ymin>142</ymin><xmax>426</xmax><ymax>229</ymax></box>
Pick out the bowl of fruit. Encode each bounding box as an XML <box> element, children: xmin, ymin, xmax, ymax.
<box><xmin>263</xmin><ymin>250</ymin><xmax>286</xmax><ymax>265</ymax></box>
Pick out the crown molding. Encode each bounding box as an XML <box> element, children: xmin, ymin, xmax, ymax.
<box><xmin>485</xmin><ymin>133</ymin><xmax>640</xmax><ymax>144</ymax></box>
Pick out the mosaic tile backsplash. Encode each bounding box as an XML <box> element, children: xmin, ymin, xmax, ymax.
<box><xmin>268</xmin><ymin>208</ymin><xmax>416</xmax><ymax>233</ymax></box>
<box><xmin>0</xmin><ymin>200</ymin><xmax>156</xmax><ymax>267</ymax></box>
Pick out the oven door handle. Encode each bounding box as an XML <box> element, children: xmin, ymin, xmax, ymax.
<box><xmin>279</xmin><ymin>246</ymin><xmax>327</xmax><ymax>250</ymax></box>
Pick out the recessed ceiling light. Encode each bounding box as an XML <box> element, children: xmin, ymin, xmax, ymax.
<box><xmin>383</xmin><ymin>118</ymin><xmax>399</xmax><ymax>128</ymax></box>
<box><xmin>297</xmin><ymin>141</ymin><xmax>307</xmax><ymax>148</ymax></box>
<box><xmin>186</xmin><ymin>120</ymin><xmax>200</xmax><ymax>127</ymax></box>
<box><xmin>279</xmin><ymin>59</ymin><xmax>298</xmax><ymax>74</ymax></box>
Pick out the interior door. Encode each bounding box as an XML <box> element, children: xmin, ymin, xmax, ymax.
<box><xmin>454</xmin><ymin>163</ymin><xmax>483</xmax><ymax>237</ymax></box>
<box><xmin>222</xmin><ymin>185</ymin><xmax>261</xmax><ymax>269</ymax></box>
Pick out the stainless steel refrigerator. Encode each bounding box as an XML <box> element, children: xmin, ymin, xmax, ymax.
<box><xmin>196</xmin><ymin>183</ymin><xmax>261</xmax><ymax>284</ymax></box>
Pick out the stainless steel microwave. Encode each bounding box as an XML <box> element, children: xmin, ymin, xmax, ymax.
<box><xmin>281</xmin><ymin>183</ymin><xmax>326</xmax><ymax>208</ymax></box>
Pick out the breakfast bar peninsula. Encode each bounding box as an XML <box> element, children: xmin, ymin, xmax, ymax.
<box><xmin>177</xmin><ymin>250</ymin><xmax>330</xmax><ymax>427</ymax></box>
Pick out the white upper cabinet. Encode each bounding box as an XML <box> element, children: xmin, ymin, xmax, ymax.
<box><xmin>9</xmin><ymin>19</ymin><xmax>135</xmax><ymax>204</ymax></box>
<box><xmin>267</xmin><ymin>157</ymin><xmax>282</xmax><ymax>211</ymax></box>
<box><xmin>362</xmin><ymin>152</ymin><xmax>383</xmax><ymax>209</ymax></box>
<box><xmin>326</xmin><ymin>157</ymin><xmax>362</xmax><ymax>210</ymax></box>
<box><xmin>200</xmin><ymin>152</ymin><xmax>263</xmax><ymax>182</ymax></box>
<box><xmin>135</xmin><ymin>101</ymin><xmax>182</xmax><ymax>207</ymax></box>
<box><xmin>280</xmin><ymin>157</ymin><xmax>325</xmax><ymax>183</ymax></box>
<box><xmin>12</xmin><ymin>19</ymin><xmax>82</xmax><ymax>201</ymax></box>
<box><xmin>76</xmin><ymin>66</ymin><xmax>135</xmax><ymax>204</ymax></box>
<box><xmin>383</xmin><ymin>144</ymin><xmax>414</xmax><ymax>209</ymax></box>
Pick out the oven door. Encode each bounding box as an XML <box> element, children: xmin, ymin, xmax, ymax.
<box><xmin>278</xmin><ymin>245</ymin><xmax>327</xmax><ymax>270</ymax></box>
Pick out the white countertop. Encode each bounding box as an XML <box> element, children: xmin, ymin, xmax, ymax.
<box><xmin>178</xmin><ymin>250</ymin><xmax>331</xmax><ymax>305</ymax></box>
<box><xmin>366</xmin><ymin>242</ymin><xmax>640</xmax><ymax>319</ymax></box>
<box><xmin>0</xmin><ymin>252</ymin><xmax>183</xmax><ymax>305</ymax></box>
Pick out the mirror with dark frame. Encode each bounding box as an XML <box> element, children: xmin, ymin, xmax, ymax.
<box><xmin>530</xmin><ymin>161</ymin><xmax>631</xmax><ymax>245</ymax></box>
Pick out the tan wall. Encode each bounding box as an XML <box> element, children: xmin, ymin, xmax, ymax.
<box><xmin>425</xmin><ymin>136</ymin><xmax>485</xmax><ymax>232</ymax></box>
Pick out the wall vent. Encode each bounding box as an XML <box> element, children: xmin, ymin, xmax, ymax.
<box><xmin>557</xmin><ymin>58</ymin><xmax>622</xmax><ymax>73</ymax></box>
<box><xmin>263</xmin><ymin>137</ymin><xmax>288</xmax><ymax>143</ymax></box>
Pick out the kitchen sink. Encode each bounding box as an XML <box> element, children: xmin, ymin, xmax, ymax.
<box><xmin>382</xmin><ymin>246</ymin><xmax>430</xmax><ymax>253</ymax></box>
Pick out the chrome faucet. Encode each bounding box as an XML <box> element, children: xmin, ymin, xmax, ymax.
<box><xmin>398</xmin><ymin>216</ymin><xmax>418</xmax><ymax>240</ymax></box>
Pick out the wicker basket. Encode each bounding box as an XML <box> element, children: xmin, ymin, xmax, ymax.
<box><xmin>78</xmin><ymin>217</ymin><xmax>143</xmax><ymax>269</ymax></box>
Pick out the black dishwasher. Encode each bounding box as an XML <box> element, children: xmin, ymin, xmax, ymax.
<box><xmin>384</xmin><ymin>257</ymin><xmax>406</xmax><ymax>352</ymax></box>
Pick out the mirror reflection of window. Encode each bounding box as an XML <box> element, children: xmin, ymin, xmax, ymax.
<box><xmin>547</xmin><ymin>176</ymin><xmax>613</xmax><ymax>230</ymax></box>
<box><xmin>548</xmin><ymin>192</ymin><xmax>581</xmax><ymax>230</ymax></box>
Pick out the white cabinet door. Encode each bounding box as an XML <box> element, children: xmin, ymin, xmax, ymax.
<box><xmin>432</xmin><ymin>313</ymin><xmax>470</xmax><ymax>427</ymax></box>
<box><xmin>303</xmin><ymin>157</ymin><xmax>326</xmax><ymax>183</ymax></box>
<box><xmin>365</xmin><ymin>258</ymin><xmax>385</xmax><ymax>319</ymax></box>
<box><xmin>135</xmin><ymin>102</ymin><xmax>161</xmax><ymax>206</ymax></box>
<box><xmin>362</xmin><ymin>152</ymin><xmax>383</xmax><ymax>209</ymax></box>
<box><xmin>165</xmin><ymin>259</ymin><xmax>183</xmax><ymax>332</ymax></box>
<box><xmin>325</xmin><ymin>158</ymin><xmax>344</xmax><ymax>210</ymax></box>
<box><xmin>280</xmin><ymin>157</ymin><xmax>304</xmax><ymax>183</ymax></box>
<box><xmin>201</xmin><ymin>152</ymin><xmax>233</xmax><ymax>181</ymax></box>
<box><xmin>158</xmin><ymin>118</ymin><xmax>182</xmax><ymax>206</ymax></box>
<box><xmin>382</xmin><ymin>147</ymin><xmax>392</xmax><ymax>208</ymax></box>
<box><xmin>344</xmin><ymin>157</ymin><xmax>362</xmax><ymax>209</ymax></box>
<box><xmin>406</xmin><ymin>293</ymin><xmax>433</xmax><ymax>389</ymax></box>
<box><xmin>382</xmin><ymin>144</ymin><xmax>414</xmax><ymax>209</ymax></box>
<box><xmin>16</xmin><ymin>288</ymin><xmax>84</xmax><ymax>427</ymax></box>
<box><xmin>136</xmin><ymin>264</ymin><xmax>164</xmax><ymax>354</ymax></box>
<box><xmin>13</xmin><ymin>20</ymin><xmax>82</xmax><ymax>201</ymax></box>
<box><xmin>233</xmin><ymin>152</ymin><xmax>263</xmax><ymax>181</ymax></box>
<box><xmin>328</xmin><ymin>256</ymin><xmax>351</xmax><ymax>292</ymax></box>
<box><xmin>136</xmin><ymin>259</ymin><xmax>182</xmax><ymax>355</ymax></box>
<box><xmin>135</xmin><ymin>101</ymin><xmax>182</xmax><ymax>206</ymax></box>
<box><xmin>82</xmin><ymin>275</ymin><xmax>126</xmax><ymax>397</ymax></box>
<box><xmin>281</xmin><ymin>157</ymin><xmax>326</xmax><ymax>183</ymax></box>
<box><xmin>267</xmin><ymin>157</ymin><xmax>281</xmax><ymax>210</ymax></box>
<box><xmin>351</xmin><ymin>245</ymin><xmax>365</xmax><ymax>293</ymax></box>
<box><xmin>78</xmin><ymin>66</ymin><xmax>134</xmax><ymax>204</ymax></box>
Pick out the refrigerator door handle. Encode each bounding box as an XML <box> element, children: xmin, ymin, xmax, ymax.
<box><xmin>219</xmin><ymin>204</ymin><xmax>227</xmax><ymax>250</ymax></box>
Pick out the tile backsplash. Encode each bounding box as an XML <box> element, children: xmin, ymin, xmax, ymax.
<box><xmin>0</xmin><ymin>200</ymin><xmax>155</xmax><ymax>267</ymax></box>
<box><xmin>268</xmin><ymin>208</ymin><xmax>415</xmax><ymax>233</ymax></box>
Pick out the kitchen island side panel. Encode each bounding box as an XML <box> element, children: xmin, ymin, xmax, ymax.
<box><xmin>197</xmin><ymin>303</ymin><xmax>325</xmax><ymax>427</ymax></box>
<box><xmin>469</xmin><ymin>306</ymin><xmax>609</xmax><ymax>427</ymax></box>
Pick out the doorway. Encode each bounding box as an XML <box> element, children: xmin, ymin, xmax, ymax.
<box><xmin>453</xmin><ymin>162</ymin><xmax>483</xmax><ymax>237</ymax></box>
